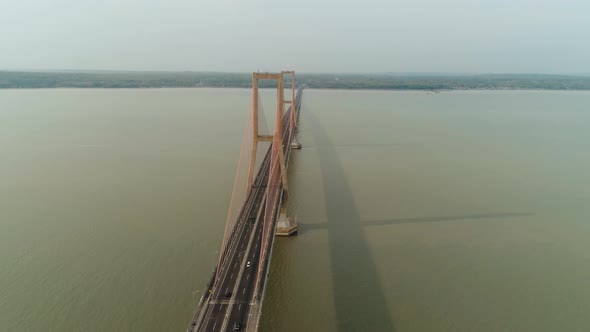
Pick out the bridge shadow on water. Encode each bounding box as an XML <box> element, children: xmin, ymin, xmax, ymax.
<box><xmin>307</xmin><ymin>113</ymin><xmax>534</xmax><ymax>331</ymax></box>
<box><xmin>300</xmin><ymin>212</ymin><xmax>534</xmax><ymax>233</ymax></box>
<box><xmin>309</xmin><ymin>113</ymin><xmax>396</xmax><ymax>331</ymax></box>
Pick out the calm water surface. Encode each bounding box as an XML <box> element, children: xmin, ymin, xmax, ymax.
<box><xmin>1</xmin><ymin>88</ymin><xmax>589</xmax><ymax>331</ymax></box>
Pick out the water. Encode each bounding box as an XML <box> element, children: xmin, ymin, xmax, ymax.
<box><xmin>1</xmin><ymin>88</ymin><xmax>590</xmax><ymax>331</ymax></box>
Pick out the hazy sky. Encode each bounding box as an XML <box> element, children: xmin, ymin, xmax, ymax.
<box><xmin>1</xmin><ymin>0</ymin><xmax>589</xmax><ymax>73</ymax></box>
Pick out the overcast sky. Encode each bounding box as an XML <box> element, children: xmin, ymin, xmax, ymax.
<box><xmin>1</xmin><ymin>0</ymin><xmax>589</xmax><ymax>73</ymax></box>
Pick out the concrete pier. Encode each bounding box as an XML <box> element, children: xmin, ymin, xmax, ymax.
<box><xmin>276</xmin><ymin>212</ymin><xmax>298</xmax><ymax>236</ymax></box>
<box><xmin>290</xmin><ymin>137</ymin><xmax>302</xmax><ymax>149</ymax></box>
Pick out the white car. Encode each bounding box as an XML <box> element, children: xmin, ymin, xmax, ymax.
<box><xmin>246</xmin><ymin>261</ymin><xmax>251</xmax><ymax>268</ymax></box>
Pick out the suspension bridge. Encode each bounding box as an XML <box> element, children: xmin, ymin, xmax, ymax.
<box><xmin>187</xmin><ymin>71</ymin><xmax>303</xmax><ymax>332</ymax></box>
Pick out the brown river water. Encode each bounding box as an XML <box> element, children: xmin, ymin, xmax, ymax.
<box><xmin>1</xmin><ymin>88</ymin><xmax>589</xmax><ymax>331</ymax></box>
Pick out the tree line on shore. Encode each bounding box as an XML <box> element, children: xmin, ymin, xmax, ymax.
<box><xmin>2</xmin><ymin>71</ymin><xmax>590</xmax><ymax>90</ymax></box>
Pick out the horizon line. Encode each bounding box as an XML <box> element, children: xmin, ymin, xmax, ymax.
<box><xmin>2</xmin><ymin>69</ymin><xmax>590</xmax><ymax>77</ymax></box>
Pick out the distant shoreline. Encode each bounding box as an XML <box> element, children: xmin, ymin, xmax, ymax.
<box><xmin>2</xmin><ymin>71</ymin><xmax>590</xmax><ymax>90</ymax></box>
<box><xmin>3</xmin><ymin>88</ymin><xmax>590</xmax><ymax>94</ymax></box>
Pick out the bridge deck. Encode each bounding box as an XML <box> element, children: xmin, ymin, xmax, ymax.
<box><xmin>188</xmin><ymin>87</ymin><xmax>303</xmax><ymax>332</ymax></box>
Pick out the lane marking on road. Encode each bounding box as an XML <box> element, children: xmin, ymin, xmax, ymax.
<box><xmin>243</xmin><ymin>288</ymin><xmax>246</xmax><ymax>294</ymax></box>
<box><xmin>230</xmin><ymin>273</ymin><xmax>234</xmax><ymax>279</ymax></box>
<box><xmin>213</xmin><ymin>322</ymin><xmax>217</xmax><ymax>330</ymax></box>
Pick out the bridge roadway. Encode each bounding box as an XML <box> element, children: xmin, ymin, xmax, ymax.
<box><xmin>188</xmin><ymin>87</ymin><xmax>303</xmax><ymax>332</ymax></box>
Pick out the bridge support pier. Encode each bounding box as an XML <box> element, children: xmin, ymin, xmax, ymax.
<box><xmin>290</xmin><ymin>136</ymin><xmax>302</xmax><ymax>149</ymax></box>
<box><xmin>275</xmin><ymin>204</ymin><xmax>298</xmax><ymax>236</ymax></box>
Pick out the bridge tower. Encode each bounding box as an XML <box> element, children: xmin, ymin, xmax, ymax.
<box><xmin>248</xmin><ymin>71</ymin><xmax>299</xmax><ymax>236</ymax></box>
<box><xmin>187</xmin><ymin>72</ymin><xmax>304</xmax><ymax>332</ymax></box>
